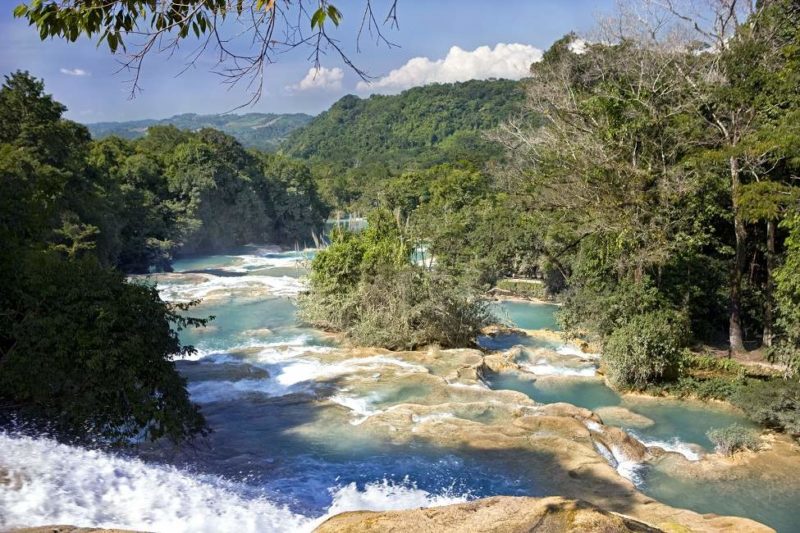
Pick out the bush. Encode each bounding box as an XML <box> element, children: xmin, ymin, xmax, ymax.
<box><xmin>728</xmin><ymin>378</ymin><xmax>800</xmax><ymax>435</ymax></box>
<box><xmin>496</xmin><ymin>279</ymin><xmax>547</xmax><ymax>300</ymax></box>
<box><xmin>707</xmin><ymin>424</ymin><xmax>761</xmax><ymax>456</ymax></box>
<box><xmin>299</xmin><ymin>209</ymin><xmax>494</xmax><ymax>350</ymax></box>
<box><xmin>0</xmin><ymin>251</ymin><xmax>207</xmax><ymax>444</ymax></box>
<box><xmin>603</xmin><ymin>310</ymin><xmax>687</xmax><ymax>390</ymax></box>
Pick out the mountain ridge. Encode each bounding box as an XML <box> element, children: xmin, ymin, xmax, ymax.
<box><xmin>86</xmin><ymin>111</ymin><xmax>314</xmax><ymax>151</ymax></box>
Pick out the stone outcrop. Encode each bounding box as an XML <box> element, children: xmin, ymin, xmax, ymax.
<box><xmin>315</xmin><ymin>496</ymin><xmax>663</xmax><ymax>532</ymax></box>
<box><xmin>590</xmin><ymin>425</ymin><xmax>650</xmax><ymax>463</ymax></box>
<box><xmin>595</xmin><ymin>406</ymin><xmax>655</xmax><ymax>428</ymax></box>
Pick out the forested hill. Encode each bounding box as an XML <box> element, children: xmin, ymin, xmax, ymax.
<box><xmin>87</xmin><ymin>112</ymin><xmax>313</xmax><ymax>151</ymax></box>
<box><xmin>281</xmin><ymin>79</ymin><xmax>524</xmax><ymax>169</ymax></box>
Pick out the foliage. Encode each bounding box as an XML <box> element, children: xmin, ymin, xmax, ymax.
<box><xmin>707</xmin><ymin>424</ymin><xmax>761</xmax><ymax>456</ymax></box>
<box><xmin>0</xmin><ymin>72</ymin><xmax>207</xmax><ymax>444</ymax></box>
<box><xmin>13</xmin><ymin>1</ymin><xmax>392</xmax><ymax>104</ymax></box>
<box><xmin>283</xmin><ymin>80</ymin><xmax>523</xmax><ymax>209</ymax></box>
<box><xmin>87</xmin><ymin>112</ymin><xmax>313</xmax><ymax>151</ymax></box>
<box><xmin>88</xmin><ymin>124</ymin><xmax>327</xmax><ymax>271</ymax></box>
<box><xmin>603</xmin><ymin>310</ymin><xmax>688</xmax><ymax>390</ymax></box>
<box><xmin>771</xmin><ymin>214</ymin><xmax>800</xmax><ymax>376</ymax></box>
<box><xmin>495</xmin><ymin>279</ymin><xmax>548</xmax><ymax>300</ymax></box>
<box><xmin>0</xmin><ymin>251</ymin><xmax>207</xmax><ymax>443</ymax></box>
<box><xmin>299</xmin><ymin>209</ymin><xmax>494</xmax><ymax>350</ymax></box>
<box><xmin>728</xmin><ymin>378</ymin><xmax>800</xmax><ymax>435</ymax></box>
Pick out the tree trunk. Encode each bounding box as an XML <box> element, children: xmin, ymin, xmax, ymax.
<box><xmin>763</xmin><ymin>219</ymin><xmax>776</xmax><ymax>348</ymax></box>
<box><xmin>729</xmin><ymin>156</ymin><xmax>747</xmax><ymax>354</ymax></box>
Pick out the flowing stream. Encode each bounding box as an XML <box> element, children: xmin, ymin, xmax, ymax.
<box><xmin>1</xmin><ymin>246</ymin><xmax>799</xmax><ymax>532</ymax></box>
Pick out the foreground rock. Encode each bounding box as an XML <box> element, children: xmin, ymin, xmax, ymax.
<box><xmin>282</xmin><ymin>346</ymin><xmax>773</xmax><ymax>532</ymax></box>
<box><xmin>315</xmin><ymin>496</ymin><xmax>663</xmax><ymax>532</ymax></box>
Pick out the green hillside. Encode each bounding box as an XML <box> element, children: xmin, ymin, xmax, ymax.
<box><xmin>282</xmin><ymin>79</ymin><xmax>523</xmax><ymax>167</ymax></box>
<box><xmin>87</xmin><ymin>112</ymin><xmax>313</xmax><ymax>151</ymax></box>
<box><xmin>280</xmin><ymin>79</ymin><xmax>526</xmax><ymax>207</ymax></box>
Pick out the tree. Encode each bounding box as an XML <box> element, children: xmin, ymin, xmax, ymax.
<box><xmin>0</xmin><ymin>253</ymin><xmax>207</xmax><ymax>444</ymax></box>
<box><xmin>0</xmin><ymin>72</ymin><xmax>208</xmax><ymax>444</ymax></box>
<box><xmin>14</xmin><ymin>0</ymin><xmax>400</xmax><ymax>103</ymax></box>
<box><xmin>494</xmin><ymin>33</ymin><xmax>720</xmax><ymax>345</ymax></box>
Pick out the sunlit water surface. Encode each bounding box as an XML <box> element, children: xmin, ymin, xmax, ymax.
<box><xmin>1</xmin><ymin>249</ymin><xmax>798</xmax><ymax>532</ymax></box>
<box><xmin>487</xmin><ymin>300</ymin><xmax>798</xmax><ymax>533</ymax></box>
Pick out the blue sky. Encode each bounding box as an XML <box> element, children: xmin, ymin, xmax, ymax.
<box><xmin>1</xmin><ymin>1</ymin><xmax>613</xmax><ymax>122</ymax></box>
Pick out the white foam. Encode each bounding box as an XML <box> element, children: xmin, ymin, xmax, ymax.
<box><xmin>593</xmin><ymin>440</ymin><xmax>615</xmax><ymax>464</ymax></box>
<box><xmin>0</xmin><ymin>432</ymin><xmax>312</xmax><ymax>532</ymax></box>
<box><xmin>556</xmin><ymin>345</ymin><xmax>600</xmax><ymax>360</ymax></box>
<box><xmin>614</xmin><ymin>456</ymin><xmax>645</xmax><ymax>486</ymax></box>
<box><xmin>224</xmin><ymin>254</ymin><xmax>307</xmax><ymax>273</ymax></box>
<box><xmin>447</xmin><ymin>381</ymin><xmax>489</xmax><ymax>390</ymax></box>
<box><xmin>412</xmin><ymin>413</ymin><xmax>455</xmax><ymax>424</ymax></box>
<box><xmin>175</xmin><ymin>336</ymin><xmax>330</xmax><ymax>364</ymax></box>
<box><xmin>188</xmin><ymin>378</ymin><xmax>309</xmax><ymax>403</ymax></box>
<box><xmin>592</xmin><ymin>437</ymin><xmax>645</xmax><ymax>486</ymax></box>
<box><xmin>633</xmin><ymin>434</ymin><xmax>703</xmax><ymax>461</ymax></box>
<box><xmin>0</xmin><ymin>433</ymin><xmax>470</xmax><ymax>533</ymax></box>
<box><xmin>187</xmin><ymin>355</ymin><xmax>426</xmax><ymax>403</ymax></box>
<box><xmin>323</xmin><ymin>477</ymin><xmax>468</xmax><ymax>518</ymax></box>
<box><xmin>158</xmin><ymin>274</ymin><xmax>305</xmax><ymax>302</ymax></box>
<box><xmin>520</xmin><ymin>360</ymin><xmax>596</xmax><ymax>377</ymax></box>
<box><xmin>584</xmin><ymin>420</ymin><xmax>604</xmax><ymax>433</ymax></box>
<box><xmin>276</xmin><ymin>356</ymin><xmax>427</xmax><ymax>388</ymax></box>
<box><xmin>329</xmin><ymin>393</ymin><xmax>385</xmax><ymax>425</ymax></box>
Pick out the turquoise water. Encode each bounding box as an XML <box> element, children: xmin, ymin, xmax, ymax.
<box><xmin>487</xmin><ymin>373</ymin><xmax>621</xmax><ymax>410</ymax></box>
<box><xmin>3</xmin><ymin>256</ymin><xmax>797</xmax><ymax>532</ymax></box>
<box><xmin>150</xmin><ymin>251</ymin><xmax>551</xmax><ymax>517</ymax></box>
<box><xmin>643</xmin><ymin>461</ymin><xmax>798</xmax><ymax>533</ymax></box>
<box><xmin>488</xmin><ymin>372</ymin><xmax>755</xmax><ymax>451</ymax></box>
<box><xmin>488</xmin><ymin>300</ymin><xmax>800</xmax><ymax>532</ymax></box>
<box><xmin>493</xmin><ymin>300</ymin><xmax>560</xmax><ymax>330</ymax></box>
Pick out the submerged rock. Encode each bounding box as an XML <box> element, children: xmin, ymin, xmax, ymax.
<box><xmin>595</xmin><ymin>406</ymin><xmax>655</xmax><ymax>429</ymax></box>
<box><xmin>230</xmin><ymin>343</ymin><xmax>773</xmax><ymax>532</ymax></box>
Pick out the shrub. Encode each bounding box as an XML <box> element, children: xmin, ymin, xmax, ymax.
<box><xmin>707</xmin><ymin>424</ymin><xmax>761</xmax><ymax>456</ymax></box>
<box><xmin>602</xmin><ymin>310</ymin><xmax>687</xmax><ymax>390</ymax></box>
<box><xmin>496</xmin><ymin>279</ymin><xmax>547</xmax><ymax>300</ymax></box>
<box><xmin>728</xmin><ymin>378</ymin><xmax>800</xmax><ymax>435</ymax></box>
<box><xmin>0</xmin><ymin>251</ymin><xmax>207</xmax><ymax>444</ymax></box>
<box><xmin>299</xmin><ymin>209</ymin><xmax>494</xmax><ymax>350</ymax></box>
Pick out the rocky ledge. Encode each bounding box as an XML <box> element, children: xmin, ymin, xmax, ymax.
<box><xmin>315</xmin><ymin>495</ymin><xmax>663</xmax><ymax>532</ymax></box>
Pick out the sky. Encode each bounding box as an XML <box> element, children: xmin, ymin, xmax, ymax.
<box><xmin>0</xmin><ymin>0</ymin><xmax>614</xmax><ymax>123</ymax></box>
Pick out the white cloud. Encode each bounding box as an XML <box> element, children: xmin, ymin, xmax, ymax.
<box><xmin>357</xmin><ymin>43</ymin><xmax>543</xmax><ymax>93</ymax></box>
<box><xmin>288</xmin><ymin>66</ymin><xmax>344</xmax><ymax>92</ymax></box>
<box><xmin>60</xmin><ymin>68</ymin><xmax>90</xmax><ymax>77</ymax></box>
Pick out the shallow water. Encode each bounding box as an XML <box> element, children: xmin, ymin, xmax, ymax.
<box><xmin>489</xmin><ymin>300</ymin><xmax>799</xmax><ymax>532</ymax></box>
<box><xmin>2</xmin><ymin>255</ymin><xmax>798</xmax><ymax>532</ymax></box>
<box><xmin>0</xmin><ymin>249</ymin><xmax>545</xmax><ymax>532</ymax></box>
<box><xmin>487</xmin><ymin>373</ymin><xmax>621</xmax><ymax>411</ymax></box>
<box><xmin>493</xmin><ymin>300</ymin><xmax>560</xmax><ymax>330</ymax></box>
<box><xmin>642</xmin><ymin>459</ymin><xmax>800</xmax><ymax>533</ymax></box>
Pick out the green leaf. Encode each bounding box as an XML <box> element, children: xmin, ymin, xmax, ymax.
<box><xmin>327</xmin><ymin>5</ymin><xmax>342</xmax><ymax>26</ymax></box>
<box><xmin>310</xmin><ymin>7</ymin><xmax>326</xmax><ymax>29</ymax></box>
<box><xmin>13</xmin><ymin>4</ymin><xmax>27</xmax><ymax>18</ymax></box>
<box><xmin>107</xmin><ymin>32</ymin><xmax>118</xmax><ymax>53</ymax></box>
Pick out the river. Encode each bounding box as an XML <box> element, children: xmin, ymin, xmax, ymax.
<box><xmin>1</xmin><ymin>246</ymin><xmax>799</xmax><ymax>532</ymax></box>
